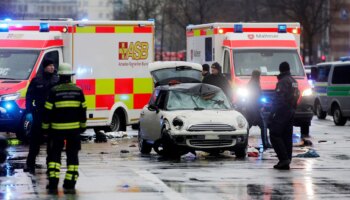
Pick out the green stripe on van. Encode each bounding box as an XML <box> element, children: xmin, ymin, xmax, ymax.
<box><xmin>327</xmin><ymin>86</ymin><xmax>350</xmax><ymax>96</ymax></box>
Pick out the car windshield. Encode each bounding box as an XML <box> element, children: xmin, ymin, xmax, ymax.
<box><xmin>0</xmin><ymin>50</ymin><xmax>40</xmax><ymax>80</ymax></box>
<box><xmin>166</xmin><ymin>90</ymin><xmax>231</xmax><ymax>110</ymax></box>
<box><xmin>151</xmin><ymin>66</ymin><xmax>202</xmax><ymax>85</ymax></box>
<box><xmin>233</xmin><ymin>49</ymin><xmax>304</xmax><ymax>76</ymax></box>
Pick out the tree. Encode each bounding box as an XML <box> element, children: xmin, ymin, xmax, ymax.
<box><xmin>265</xmin><ymin>0</ymin><xmax>343</xmax><ymax>64</ymax></box>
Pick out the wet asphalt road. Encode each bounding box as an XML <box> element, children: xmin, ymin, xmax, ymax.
<box><xmin>1</xmin><ymin>116</ymin><xmax>350</xmax><ymax>200</ymax></box>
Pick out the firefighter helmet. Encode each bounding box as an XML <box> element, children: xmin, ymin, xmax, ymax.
<box><xmin>58</xmin><ymin>63</ymin><xmax>75</xmax><ymax>75</ymax></box>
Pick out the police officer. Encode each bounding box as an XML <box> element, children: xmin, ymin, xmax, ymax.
<box><xmin>42</xmin><ymin>63</ymin><xmax>86</xmax><ymax>193</ymax></box>
<box><xmin>268</xmin><ymin>62</ymin><xmax>299</xmax><ymax>170</ymax></box>
<box><xmin>25</xmin><ymin>59</ymin><xmax>58</xmax><ymax>174</ymax></box>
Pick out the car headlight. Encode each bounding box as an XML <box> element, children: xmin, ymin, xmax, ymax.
<box><xmin>236</xmin><ymin>115</ymin><xmax>247</xmax><ymax>129</ymax></box>
<box><xmin>302</xmin><ymin>88</ymin><xmax>313</xmax><ymax>96</ymax></box>
<box><xmin>0</xmin><ymin>93</ymin><xmax>20</xmax><ymax>101</ymax></box>
<box><xmin>172</xmin><ymin>117</ymin><xmax>184</xmax><ymax>130</ymax></box>
<box><xmin>236</xmin><ymin>87</ymin><xmax>249</xmax><ymax>98</ymax></box>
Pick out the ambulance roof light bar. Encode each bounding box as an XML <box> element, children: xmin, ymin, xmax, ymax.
<box><xmin>278</xmin><ymin>24</ymin><xmax>287</xmax><ymax>33</ymax></box>
<box><xmin>0</xmin><ymin>23</ymin><xmax>9</xmax><ymax>32</ymax></box>
<box><xmin>234</xmin><ymin>24</ymin><xmax>243</xmax><ymax>33</ymax></box>
<box><xmin>40</xmin><ymin>23</ymin><xmax>50</xmax><ymax>32</ymax></box>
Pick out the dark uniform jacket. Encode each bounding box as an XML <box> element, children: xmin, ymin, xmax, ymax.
<box><xmin>42</xmin><ymin>83</ymin><xmax>87</xmax><ymax>134</ymax></box>
<box><xmin>202</xmin><ymin>74</ymin><xmax>232</xmax><ymax>100</ymax></box>
<box><xmin>26</xmin><ymin>73</ymin><xmax>59</xmax><ymax>113</ymax></box>
<box><xmin>245</xmin><ymin>79</ymin><xmax>262</xmax><ymax>126</ymax></box>
<box><xmin>269</xmin><ymin>71</ymin><xmax>299</xmax><ymax>124</ymax></box>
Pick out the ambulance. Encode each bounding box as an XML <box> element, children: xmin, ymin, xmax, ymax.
<box><xmin>186</xmin><ymin>23</ymin><xmax>314</xmax><ymax>135</ymax></box>
<box><xmin>0</xmin><ymin>19</ymin><xmax>154</xmax><ymax>140</ymax></box>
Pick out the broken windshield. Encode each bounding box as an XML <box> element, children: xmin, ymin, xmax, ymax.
<box><xmin>0</xmin><ymin>50</ymin><xmax>40</xmax><ymax>80</ymax></box>
<box><xmin>166</xmin><ymin>90</ymin><xmax>231</xmax><ymax>110</ymax></box>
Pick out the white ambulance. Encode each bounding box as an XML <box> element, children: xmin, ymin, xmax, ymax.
<box><xmin>187</xmin><ymin>23</ymin><xmax>314</xmax><ymax>136</ymax></box>
<box><xmin>0</xmin><ymin>19</ymin><xmax>154</xmax><ymax>140</ymax></box>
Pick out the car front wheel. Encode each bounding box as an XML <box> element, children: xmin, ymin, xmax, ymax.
<box><xmin>138</xmin><ymin>130</ymin><xmax>152</xmax><ymax>154</ymax></box>
<box><xmin>315</xmin><ymin>101</ymin><xmax>327</xmax><ymax>119</ymax></box>
<box><xmin>235</xmin><ymin>146</ymin><xmax>247</xmax><ymax>158</ymax></box>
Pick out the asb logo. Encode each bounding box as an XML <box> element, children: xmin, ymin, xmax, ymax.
<box><xmin>248</xmin><ymin>34</ymin><xmax>255</xmax><ymax>40</ymax></box>
<box><xmin>119</xmin><ymin>41</ymin><xmax>149</xmax><ymax>60</ymax></box>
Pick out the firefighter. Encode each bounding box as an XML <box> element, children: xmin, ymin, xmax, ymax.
<box><xmin>42</xmin><ymin>63</ymin><xmax>87</xmax><ymax>193</ymax></box>
<box><xmin>268</xmin><ymin>62</ymin><xmax>299</xmax><ymax>170</ymax></box>
<box><xmin>25</xmin><ymin>59</ymin><xmax>58</xmax><ymax>174</ymax></box>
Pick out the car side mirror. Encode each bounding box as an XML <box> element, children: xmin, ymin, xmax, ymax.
<box><xmin>148</xmin><ymin>104</ymin><xmax>159</xmax><ymax>113</ymax></box>
<box><xmin>310</xmin><ymin>67</ymin><xmax>318</xmax><ymax>80</ymax></box>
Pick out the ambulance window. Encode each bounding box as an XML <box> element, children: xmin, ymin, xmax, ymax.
<box><xmin>223</xmin><ymin>50</ymin><xmax>230</xmax><ymax>74</ymax></box>
<box><xmin>316</xmin><ymin>65</ymin><xmax>331</xmax><ymax>82</ymax></box>
<box><xmin>205</xmin><ymin>38</ymin><xmax>212</xmax><ymax>61</ymax></box>
<box><xmin>332</xmin><ymin>65</ymin><xmax>350</xmax><ymax>84</ymax></box>
<box><xmin>39</xmin><ymin>51</ymin><xmax>59</xmax><ymax>74</ymax></box>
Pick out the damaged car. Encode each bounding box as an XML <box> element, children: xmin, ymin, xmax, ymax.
<box><xmin>138</xmin><ymin>61</ymin><xmax>249</xmax><ymax>158</ymax></box>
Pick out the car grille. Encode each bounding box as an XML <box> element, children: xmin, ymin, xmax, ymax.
<box><xmin>187</xmin><ymin>124</ymin><xmax>235</xmax><ymax>131</ymax></box>
<box><xmin>189</xmin><ymin>139</ymin><xmax>233</xmax><ymax>147</ymax></box>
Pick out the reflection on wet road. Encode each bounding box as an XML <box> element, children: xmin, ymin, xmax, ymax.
<box><xmin>0</xmin><ymin>117</ymin><xmax>350</xmax><ymax>199</ymax></box>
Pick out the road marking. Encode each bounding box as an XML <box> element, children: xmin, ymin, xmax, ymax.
<box><xmin>134</xmin><ymin>170</ymin><xmax>187</xmax><ymax>200</ymax></box>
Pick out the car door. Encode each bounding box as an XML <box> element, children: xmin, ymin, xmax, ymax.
<box><xmin>140</xmin><ymin>90</ymin><xmax>167</xmax><ymax>141</ymax></box>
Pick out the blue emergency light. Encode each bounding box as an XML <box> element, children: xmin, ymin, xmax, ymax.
<box><xmin>4</xmin><ymin>102</ymin><xmax>13</xmax><ymax>110</ymax></box>
<box><xmin>39</xmin><ymin>23</ymin><xmax>50</xmax><ymax>32</ymax></box>
<box><xmin>4</xmin><ymin>18</ymin><xmax>12</xmax><ymax>21</ymax></box>
<box><xmin>339</xmin><ymin>56</ymin><xmax>350</xmax><ymax>62</ymax></box>
<box><xmin>234</xmin><ymin>24</ymin><xmax>243</xmax><ymax>33</ymax></box>
<box><xmin>148</xmin><ymin>18</ymin><xmax>155</xmax><ymax>22</ymax></box>
<box><xmin>260</xmin><ymin>97</ymin><xmax>267</xmax><ymax>103</ymax></box>
<box><xmin>278</xmin><ymin>24</ymin><xmax>287</xmax><ymax>33</ymax></box>
<box><xmin>0</xmin><ymin>23</ymin><xmax>9</xmax><ymax>32</ymax></box>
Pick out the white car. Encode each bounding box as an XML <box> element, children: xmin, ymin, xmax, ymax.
<box><xmin>138</xmin><ymin>61</ymin><xmax>249</xmax><ymax>158</ymax></box>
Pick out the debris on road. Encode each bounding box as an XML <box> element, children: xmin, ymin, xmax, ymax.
<box><xmin>295</xmin><ymin>149</ymin><xmax>320</xmax><ymax>158</ymax></box>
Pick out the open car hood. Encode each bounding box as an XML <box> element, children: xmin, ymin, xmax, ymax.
<box><xmin>148</xmin><ymin>61</ymin><xmax>202</xmax><ymax>86</ymax></box>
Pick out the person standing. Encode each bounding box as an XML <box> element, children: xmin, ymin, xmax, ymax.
<box><xmin>42</xmin><ymin>63</ymin><xmax>87</xmax><ymax>193</ymax></box>
<box><xmin>268</xmin><ymin>62</ymin><xmax>300</xmax><ymax>170</ymax></box>
<box><xmin>202</xmin><ymin>62</ymin><xmax>232</xmax><ymax>100</ymax></box>
<box><xmin>245</xmin><ymin>70</ymin><xmax>272</xmax><ymax>150</ymax></box>
<box><xmin>25</xmin><ymin>59</ymin><xmax>58</xmax><ymax>174</ymax></box>
<box><xmin>202</xmin><ymin>64</ymin><xmax>210</xmax><ymax>78</ymax></box>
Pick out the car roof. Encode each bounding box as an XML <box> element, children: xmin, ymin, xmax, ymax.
<box><xmin>157</xmin><ymin>83</ymin><xmax>222</xmax><ymax>95</ymax></box>
<box><xmin>316</xmin><ymin>61</ymin><xmax>350</xmax><ymax>66</ymax></box>
<box><xmin>148</xmin><ymin>61</ymin><xmax>202</xmax><ymax>72</ymax></box>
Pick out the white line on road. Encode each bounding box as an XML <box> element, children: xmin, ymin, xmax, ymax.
<box><xmin>134</xmin><ymin>169</ymin><xmax>188</xmax><ymax>200</ymax></box>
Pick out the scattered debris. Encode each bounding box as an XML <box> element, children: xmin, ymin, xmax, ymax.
<box><xmin>247</xmin><ymin>147</ymin><xmax>259</xmax><ymax>157</ymax></box>
<box><xmin>181</xmin><ymin>152</ymin><xmax>196</xmax><ymax>160</ymax></box>
<box><xmin>295</xmin><ymin>149</ymin><xmax>320</xmax><ymax>158</ymax></box>
<box><xmin>129</xmin><ymin>144</ymin><xmax>136</xmax><ymax>147</ymax></box>
<box><xmin>318</xmin><ymin>140</ymin><xmax>327</xmax><ymax>143</ymax></box>
<box><xmin>120</xmin><ymin>150</ymin><xmax>130</xmax><ymax>154</ymax></box>
<box><xmin>333</xmin><ymin>154</ymin><xmax>350</xmax><ymax>160</ymax></box>
<box><xmin>100</xmin><ymin>152</ymin><xmax>109</xmax><ymax>154</ymax></box>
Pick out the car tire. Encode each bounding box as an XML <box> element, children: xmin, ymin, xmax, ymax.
<box><xmin>315</xmin><ymin>101</ymin><xmax>327</xmax><ymax>119</ymax></box>
<box><xmin>235</xmin><ymin>146</ymin><xmax>247</xmax><ymax>158</ymax></box>
<box><xmin>333</xmin><ymin>106</ymin><xmax>347</xmax><ymax>126</ymax></box>
<box><xmin>16</xmin><ymin>113</ymin><xmax>31</xmax><ymax>143</ymax></box>
<box><xmin>138</xmin><ymin>129</ymin><xmax>152</xmax><ymax>154</ymax></box>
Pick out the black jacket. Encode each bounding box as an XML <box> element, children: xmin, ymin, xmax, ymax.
<box><xmin>26</xmin><ymin>72</ymin><xmax>58</xmax><ymax>113</ymax></box>
<box><xmin>42</xmin><ymin>83</ymin><xmax>87</xmax><ymax>134</ymax></box>
<box><xmin>202</xmin><ymin>74</ymin><xmax>232</xmax><ymax>100</ymax></box>
<box><xmin>270</xmin><ymin>71</ymin><xmax>299</xmax><ymax>117</ymax></box>
<box><xmin>245</xmin><ymin>79</ymin><xmax>262</xmax><ymax>125</ymax></box>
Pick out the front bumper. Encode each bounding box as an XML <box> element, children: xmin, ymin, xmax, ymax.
<box><xmin>168</xmin><ymin>129</ymin><xmax>248</xmax><ymax>150</ymax></box>
<box><xmin>0</xmin><ymin>101</ymin><xmax>24</xmax><ymax>132</ymax></box>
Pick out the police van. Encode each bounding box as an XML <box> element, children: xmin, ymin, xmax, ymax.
<box><xmin>312</xmin><ymin>60</ymin><xmax>350</xmax><ymax>125</ymax></box>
